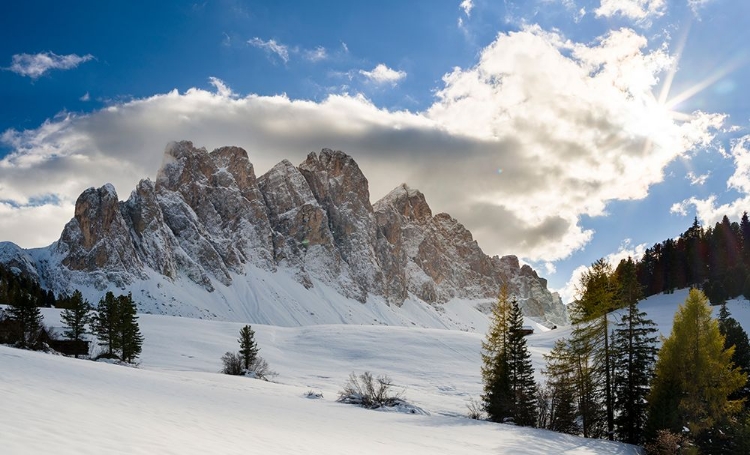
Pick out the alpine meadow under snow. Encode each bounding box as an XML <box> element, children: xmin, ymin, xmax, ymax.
<box><xmin>6</xmin><ymin>289</ymin><xmax>747</xmax><ymax>454</ymax></box>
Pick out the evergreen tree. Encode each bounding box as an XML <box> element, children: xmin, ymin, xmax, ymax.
<box><xmin>741</xmin><ymin>212</ymin><xmax>750</xmax><ymax>269</ymax></box>
<box><xmin>569</xmin><ymin>329</ymin><xmax>606</xmax><ymax>438</ymax></box>
<box><xmin>94</xmin><ymin>291</ymin><xmax>119</xmax><ymax>358</ymax></box>
<box><xmin>238</xmin><ymin>324</ymin><xmax>259</xmax><ymax>371</ymax></box>
<box><xmin>611</xmin><ymin>293</ymin><xmax>658</xmax><ymax>444</ymax></box>
<box><xmin>569</xmin><ymin>258</ymin><xmax>617</xmax><ymax>439</ymax></box>
<box><xmin>647</xmin><ymin>289</ymin><xmax>746</xmax><ymax>443</ymax></box>
<box><xmin>718</xmin><ymin>302</ymin><xmax>750</xmax><ymax>410</ymax></box>
<box><xmin>117</xmin><ymin>293</ymin><xmax>143</xmax><ymax>363</ymax></box>
<box><xmin>481</xmin><ymin>284</ymin><xmax>513</xmax><ymax>422</ymax></box>
<box><xmin>506</xmin><ymin>298</ymin><xmax>538</xmax><ymax>426</ymax></box>
<box><xmin>93</xmin><ymin>292</ymin><xmax>143</xmax><ymax>362</ymax></box>
<box><xmin>60</xmin><ymin>290</ymin><xmax>92</xmax><ymax>358</ymax></box>
<box><xmin>7</xmin><ymin>291</ymin><xmax>43</xmax><ymax>349</ymax></box>
<box><xmin>543</xmin><ymin>338</ymin><xmax>580</xmax><ymax>435</ymax></box>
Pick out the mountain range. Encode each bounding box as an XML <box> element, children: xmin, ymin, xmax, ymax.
<box><xmin>0</xmin><ymin>141</ymin><xmax>567</xmax><ymax>328</ymax></box>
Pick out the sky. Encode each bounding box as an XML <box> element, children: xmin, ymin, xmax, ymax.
<box><xmin>1</xmin><ymin>0</ymin><xmax>749</xmax><ymax>302</ymax></box>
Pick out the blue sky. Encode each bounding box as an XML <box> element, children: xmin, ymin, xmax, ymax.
<box><xmin>2</xmin><ymin>0</ymin><xmax>749</xmax><ymax>301</ymax></box>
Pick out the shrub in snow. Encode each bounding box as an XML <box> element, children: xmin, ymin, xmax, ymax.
<box><xmin>337</xmin><ymin>371</ymin><xmax>405</xmax><ymax>409</ymax></box>
<box><xmin>305</xmin><ymin>390</ymin><xmax>324</xmax><ymax>399</ymax></box>
<box><xmin>644</xmin><ymin>429</ymin><xmax>692</xmax><ymax>455</ymax></box>
<box><xmin>221</xmin><ymin>351</ymin><xmax>244</xmax><ymax>375</ymax></box>
<box><xmin>466</xmin><ymin>397</ymin><xmax>485</xmax><ymax>420</ymax></box>
<box><xmin>221</xmin><ymin>352</ymin><xmax>276</xmax><ymax>380</ymax></box>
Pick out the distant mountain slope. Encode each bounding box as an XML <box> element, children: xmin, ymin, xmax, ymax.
<box><xmin>0</xmin><ymin>141</ymin><xmax>567</xmax><ymax>327</ymax></box>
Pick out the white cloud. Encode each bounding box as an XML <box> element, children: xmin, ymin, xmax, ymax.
<box><xmin>595</xmin><ymin>0</ymin><xmax>666</xmax><ymax>21</ymax></box>
<box><xmin>208</xmin><ymin>77</ymin><xmax>235</xmax><ymax>98</ymax></box>
<box><xmin>554</xmin><ymin>239</ymin><xmax>647</xmax><ymax>304</ymax></box>
<box><xmin>425</xmin><ymin>25</ymin><xmax>722</xmax><ymax>259</ymax></box>
<box><xmin>7</xmin><ymin>52</ymin><xmax>94</xmax><ymax>79</ymax></box>
<box><xmin>304</xmin><ymin>46</ymin><xmax>328</xmax><ymax>62</ymax></box>
<box><xmin>359</xmin><ymin>64</ymin><xmax>406</xmax><ymax>85</ymax></box>
<box><xmin>688</xmin><ymin>0</ymin><xmax>716</xmax><ymax>15</ymax></box>
<box><xmin>674</xmin><ymin>136</ymin><xmax>750</xmax><ymax>224</ymax></box>
<box><xmin>0</xmin><ymin>28</ymin><xmax>724</xmax><ymax>266</ymax></box>
<box><xmin>248</xmin><ymin>37</ymin><xmax>290</xmax><ymax>63</ymax></box>
<box><xmin>686</xmin><ymin>171</ymin><xmax>709</xmax><ymax>186</ymax></box>
<box><xmin>460</xmin><ymin>0</ymin><xmax>474</xmax><ymax>17</ymax></box>
<box><xmin>79</xmin><ymin>92</ymin><xmax>90</xmax><ymax>102</ymax></box>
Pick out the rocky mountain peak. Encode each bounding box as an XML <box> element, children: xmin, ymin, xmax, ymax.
<box><xmin>56</xmin><ymin>183</ymin><xmax>144</xmax><ymax>288</ymax></box>
<box><xmin>2</xmin><ymin>141</ymin><xmax>567</xmax><ymax>326</ymax></box>
<box><xmin>375</xmin><ymin>184</ymin><xmax>432</xmax><ymax>223</ymax></box>
<box><xmin>300</xmin><ymin>148</ymin><xmax>373</xmax><ymax>213</ymax></box>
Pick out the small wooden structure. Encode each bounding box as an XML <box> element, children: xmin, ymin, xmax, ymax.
<box><xmin>38</xmin><ymin>327</ymin><xmax>91</xmax><ymax>357</ymax></box>
<box><xmin>0</xmin><ymin>318</ymin><xmax>89</xmax><ymax>356</ymax></box>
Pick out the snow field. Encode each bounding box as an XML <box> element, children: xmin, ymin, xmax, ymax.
<box><xmin>0</xmin><ymin>303</ymin><xmax>646</xmax><ymax>454</ymax></box>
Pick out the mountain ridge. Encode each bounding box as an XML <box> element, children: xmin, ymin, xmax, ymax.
<box><xmin>0</xmin><ymin>141</ymin><xmax>567</xmax><ymax>327</ymax></box>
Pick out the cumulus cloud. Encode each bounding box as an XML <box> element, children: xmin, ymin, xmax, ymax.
<box><xmin>595</xmin><ymin>0</ymin><xmax>666</xmax><ymax>21</ymax></box>
<box><xmin>7</xmin><ymin>52</ymin><xmax>94</xmax><ymax>79</ymax></box>
<box><xmin>359</xmin><ymin>64</ymin><xmax>406</xmax><ymax>85</ymax></box>
<box><xmin>248</xmin><ymin>37</ymin><xmax>290</xmax><ymax>63</ymax></box>
<box><xmin>0</xmin><ymin>27</ymin><xmax>724</xmax><ymax>266</ymax></box>
<box><xmin>673</xmin><ymin>135</ymin><xmax>750</xmax><ymax>223</ymax></box>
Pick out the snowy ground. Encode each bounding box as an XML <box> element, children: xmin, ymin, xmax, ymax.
<box><xmin>4</xmin><ymin>289</ymin><xmax>746</xmax><ymax>454</ymax></box>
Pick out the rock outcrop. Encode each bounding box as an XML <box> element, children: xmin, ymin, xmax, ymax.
<box><xmin>0</xmin><ymin>141</ymin><xmax>567</xmax><ymax>325</ymax></box>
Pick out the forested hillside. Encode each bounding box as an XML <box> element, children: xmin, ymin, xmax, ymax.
<box><xmin>634</xmin><ymin>214</ymin><xmax>750</xmax><ymax>303</ymax></box>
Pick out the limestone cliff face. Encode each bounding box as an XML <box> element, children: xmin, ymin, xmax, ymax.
<box><xmin>299</xmin><ymin>149</ymin><xmax>383</xmax><ymax>302</ymax></box>
<box><xmin>2</xmin><ymin>141</ymin><xmax>567</xmax><ymax>325</ymax></box>
<box><xmin>373</xmin><ymin>184</ymin><xmax>564</xmax><ymax>322</ymax></box>
<box><xmin>56</xmin><ymin>184</ymin><xmax>145</xmax><ymax>288</ymax></box>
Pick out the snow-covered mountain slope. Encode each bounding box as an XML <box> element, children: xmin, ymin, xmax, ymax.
<box><xmin>0</xmin><ymin>140</ymin><xmax>567</xmax><ymax>327</ymax></box>
<box><xmin>1</xmin><ymin>305</ymin><xmax>639</xmax><ymax>455</ymax></box>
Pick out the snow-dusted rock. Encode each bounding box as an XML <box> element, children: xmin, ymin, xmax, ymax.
<box><xmin>258</xmin><ymin>159</ymin><xmax>347</xmax><ymax>292</ymax></box>
<box><xmin>299</xmin><ymin>149</ymin><xmax>383</xmax><ymax>302</ymax></box>
<box><xmin>373</xmin><ymin>184</ymin><xmax>567</xmax><ymax>325</ymax></box>
<box><xmin>56</xmin><ymin>184</ymin><xmax>145</xmax><ymax>288</ymax></box>
<box><xmin>0</xmin><ymin>141</ymin><xmax>567</xmax><ymax>326</ymax></box>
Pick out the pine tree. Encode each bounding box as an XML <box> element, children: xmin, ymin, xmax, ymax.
<box><xmin>481</xmin><ymin>284</ymin><xmax>513</xmax><ymax>422</ymax></box>
<box><xmin>93</xmin><ymin>292</ymin><xmax>143</xmax><ymax>362</ymax></box>
<box><xmin>647</xmin><ymin>289</ymin><xmax>747</xmax><ymax>442</ymax></box>
<box><xmin>611</xmin><ymin>293</ymin><xmax>658</xmax><ymax>444</ymax></box>
<box><xmin>60</xmin><ymin>290</ymin><xmax>92</xmax><ymax>358</ymax></box>
<box><xmin>117</xmin><ymin>293</ymin><xmax>143</xmax><ymax>363</ymax></box>
<box><xmin>506</xmin><ymin>298</ymin><xmax>538</xmax><ymax>426</ymax></box>
<box><xmin>238</xmin><ymin>324</ymin><xmax>259</xmax><ymax>371</ymax></box>
<box><xmin>94</xmin><ymin>291</ymin><xmax>119</xmax><ymax>358</ymax></box>
<box><xmin>717</xmin><ymin>302</ymin><xmax>750</xmax><ymax>414</ymax></box>
<box><xmin>718</xmin><ymin>302</ymin><xmax>750</xmax><ymax>377</ymax></box>
<box><xmin>7</xmin><ymin>291</ymin><xmax>43</xmax><ymax>349</ymax></box>
<box><xmin>543</xmin><ymin>338</ymin><xmax>579</xmax><ymax>435</ymax></box>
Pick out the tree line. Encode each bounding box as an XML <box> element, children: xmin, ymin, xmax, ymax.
<box><xmin>482</xmin><ymin>258</ymin><xmax>750</xmax><ymax>453</ymax></box>
<box><xmin>636</xmin><ymin>213</ymin><xmax>750</xmax><ymax>304</ymax></box>
<box><xmin>0</xmin><ymin>275</ymin><xmax>143</xmax><ymax>363</ymax></box>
